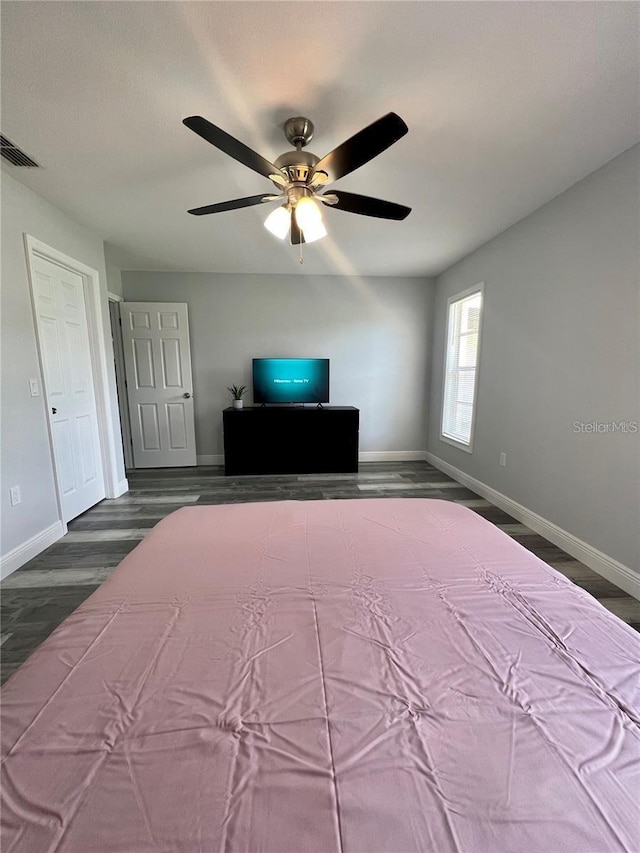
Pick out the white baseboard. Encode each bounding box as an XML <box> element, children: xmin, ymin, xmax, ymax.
<box><xmin>197</xmin><ymin>455</ymin><xmax>224</xmax><ymax>466</ymax></box>
<box><xmin>425</xmin><ymin>452</ymin><xmax>640</xmax><ymax>601</ymax></box>
<box><xmin>108</xmin><ymin>478</ymin><xmax>129</xmax><ymax>498</ymax></box>
<box><xmin>0</xmin><ymin>521</ymin><xmax>65</xmax><ymax>581</ymax></box>
<box><xmin>359</xmin><ymin>451</ymin><xmax>427</xmax><ymax>462</ymax></box>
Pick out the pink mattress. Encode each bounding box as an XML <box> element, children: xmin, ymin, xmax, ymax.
<box><xmin>2</xmin><ymin>499</ymin><xmax>639</xmax><ymax>852</ymax></box>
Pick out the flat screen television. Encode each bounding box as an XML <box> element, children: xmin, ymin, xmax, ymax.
<box><xmin>253</xmin><ymin>358</ymin><xmax>330</xmax><ymax>404</ymax></box>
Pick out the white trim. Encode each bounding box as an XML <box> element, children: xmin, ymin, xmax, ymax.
<box><xmin>359</xmin><ymin>451</ymin><xmax>427</xmax><ymax>462</ymax></box>
<box><xmin>197</xmin><ymin>454</ymin><xmax>225</xmax><ymax>466</ymax></box>
<box><xmin>108</xmin><ymin>478</ymin><xmax>130</xmax><ymax>498</ymax></box>
<box><xmin>24</xmin><ymin>235</ymin><xmax>123</xmax><ymax>506</ymax></box>
<box><xmin>108</xmin><ymin>300</ymin><xmax>134</xmax><ymax>470</ymax></box>
<box><xmin>107</xmin><ymin>291</ymin><xmax>123</xmax><ymax>302</ymax></box>
<box><xmin>0</xmin><ymin>521</ymin><xmax>65</xmax><ymax>580</ymax></box>
<box><xmin>440</xmin><ymin>281</ymin><xmax>484</xmax><ymax>453</ymax></box>
<box><xmin>425</xmin><ymin>451</ymin><xmax>640</xmax><ymax>600</ymax></box>
<box><xmin>84</xmin><ymin>262</ymin><xmax>121</xmax><ymax>499</ymax></box>
<box><xmin>440</xmin><ymin>434</ymin><xmax>473</xmax><ymax>454</ymax></box>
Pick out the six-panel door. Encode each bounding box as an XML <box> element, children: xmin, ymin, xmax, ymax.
<box><xmin>120</xmin><ymin>303</ymin><xmax>197</xmax><ymax>468</ymax></box>
<box><xmin>31</xmin><ymin>256</ymin><xmax>106</xmax><ymax>521</ymax></box>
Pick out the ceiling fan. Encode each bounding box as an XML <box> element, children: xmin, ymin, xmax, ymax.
<box><xmin>182</xmin><ymin>113</ymin><xmax>411</xmax><ymax>246</ymax></box>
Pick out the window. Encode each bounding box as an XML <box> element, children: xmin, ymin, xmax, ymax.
<box><xmin>441</xmin><ymin>284</ymin><xmax>484</xmax><ymax>451</ymax></box>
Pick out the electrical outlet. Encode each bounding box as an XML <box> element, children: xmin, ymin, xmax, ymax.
<box><xmin>499</xmin><ymin>452</ymin><xmax>507</xmax><ymax>468</ymax></box>
<box><xmin>9</xmin><ymin>486</ymin><xmax>21</xmax><ymax>506</ymax></box>
<box><xmin>29</xmin><ymin>378</ymin><xmax>40</xmax><ymax>396</ymax></box>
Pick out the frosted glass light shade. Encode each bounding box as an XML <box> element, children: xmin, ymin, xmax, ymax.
<box><xmin>295</xmin><ymin>197</ymin><xmax>327</xmax><ymax>243</ymax></box>
<box><xmin>264</xmin><ymin>206</ymin><xmax>290</xmax><ymax>240</ymax></box>
<box><xmin>300</xmin><ymin>219</ymin><xmax>327</xmax><ymax>243</ymax></box>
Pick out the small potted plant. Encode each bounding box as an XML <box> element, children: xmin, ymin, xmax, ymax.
<box><xmin>227</xmin><ymin>384</ymin><xmax>247</xmax><ymax>410</ymax></box>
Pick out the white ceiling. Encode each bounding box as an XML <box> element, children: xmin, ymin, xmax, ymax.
<box><xmin>2</xmin><ymin>1</ymin><xmax>638</xmax><ymax>277</ymax></box>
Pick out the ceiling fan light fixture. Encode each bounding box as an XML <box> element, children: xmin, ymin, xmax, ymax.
<box><xmin>183</xmin><ymin>113</ymin><xmax>411</xmax><ymax>250</ymax></box>
<box><xmin>264</xmin><ymin>205</ymin><xmax>290</xmax><ymax>240</ymax></box>
<box><xmin>295</xmin><ymin>197</ymin><xmax>326</xmax><ymax>242</ymax></box>
<box><xmin>300</xmin><ymin>218</ymin><xmax>327</xmax><ymax>243</ymax></box>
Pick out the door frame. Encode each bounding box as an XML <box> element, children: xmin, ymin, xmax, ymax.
<box><xmin>107</xmin><ymin>293</ymin><xmax>134</xmax><ymax>470</ymax></box>
<box><xmin>24</xmin><ymin>234</ymin><xmax>126</xmax><ymax>533</ymax></box>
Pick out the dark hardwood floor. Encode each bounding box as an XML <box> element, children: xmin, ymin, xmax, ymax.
<box><xmin>2</xmin><ymin>461</ymin><xmax>638</xmax><ymax>684</ymax></box>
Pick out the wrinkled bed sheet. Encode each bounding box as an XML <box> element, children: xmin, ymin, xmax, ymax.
<box><xmin>1</xmin><ymin>499</ymin><xmax>639</xmax><ymax>853</ymax></box>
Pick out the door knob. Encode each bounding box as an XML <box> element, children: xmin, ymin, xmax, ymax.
<box><xmin>183</xmin><ymin>392</ymin><xmax>192</xmax><ymax>399</ymax></box>
<box><xmin>51</xmin><ymin>407</ymin><xmax>57</xmax><ymax>414</ymax></box>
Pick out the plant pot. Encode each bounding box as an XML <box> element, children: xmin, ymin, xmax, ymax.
<box><xmin>233</xmin><ymin>399</ymin><xmax>244</xmax><ymax>410</ymax></box>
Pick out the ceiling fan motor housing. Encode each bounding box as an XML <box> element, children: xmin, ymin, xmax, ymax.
<box><xmin>273</xmin><ymin>149</ymin><xmax>320</xmax><ymax>188</ymax></box>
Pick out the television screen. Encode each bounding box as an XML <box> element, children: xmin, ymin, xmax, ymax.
<box><xmin>253</xmin><ymin>358</ymin><xmax>330</xmax><ymax>404</ymax></box>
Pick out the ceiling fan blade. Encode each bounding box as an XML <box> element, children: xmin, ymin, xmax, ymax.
<box><xmin>187</xmin><ymin>194</ymin><xmax>277</xmax><ymax>216</ymax></box>
<box><xmin>309</xmin><ymin>170</ymin><xmax>329</xmax><ymax>188</ymax></box>
<box><xmin>269</xmin><ymin>173</ymin><xmax>289</xmax><ymax>188</ymax></box>
<box><xmin>290</xmin><ymin>211</ymin><xmax>305</xmax><ymax>245</ymax></box>
<box><xmin>326</xmin><ymin>190</ymin><xmax>411</xmax><ymax>220</ymax></box>
<box><xmin>311</xmin><ymin>113</ymin><xmax>408</xmax><ymax>184</ymax></box>
<box><xmin>183</xmin><ymin>116</ymin><xmax>281</xmax><ymax>180</ymax></box>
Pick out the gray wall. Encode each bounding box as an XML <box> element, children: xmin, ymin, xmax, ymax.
<box><xmin>105</xmin><ymin>259</ymin><xmax>123</xmax><ymax>299</ymax></box>
<box><xmin>0</xmin><ymin>172</ymin><xmax>125</xmax><ymax>560</ymax></box>
<box><xmin>122</xmin><ymin>272</ymin><xmax>434</xmax><ymax>458</ymax></box>
<box><xmin>427</xmin><ymin>144</ymin><xmax>640</xmax><ymax>571</ymax></box>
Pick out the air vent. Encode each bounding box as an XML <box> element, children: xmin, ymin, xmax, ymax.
<box><xmin>0</xmin><ymin>134</ymin><xmax>40</xmax><ymax>167</ymax></box>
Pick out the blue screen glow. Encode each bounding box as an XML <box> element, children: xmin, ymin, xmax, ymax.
<box><xmin>253</xmin><ymin>358</ymin><xmax>330</xmax><ymax>404</ymax></box>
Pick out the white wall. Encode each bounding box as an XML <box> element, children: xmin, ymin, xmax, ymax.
<box><xmin>122</xmin><ymin>272</ymin><xmax>434</xmax><ymax>459</ymax></box>
<box><xmin>427</xmin><ymin>144</ymin><xmax>640</xmax><ymax>572</ymax></box>
<box><xmin>105</xmin><ymin>261</ymin><xmax>123</xmax><ymax>299</ymax></box>
<box><xmin>104</xmin><ymin>242</ymin><xmax>124</xmax><ymax>299</ymax></box>
<box><xmin>1</xmin><ymin>171</ymin><xmax>126</xmax><ymax>567</ymax></box>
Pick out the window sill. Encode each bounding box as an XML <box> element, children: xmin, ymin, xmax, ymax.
<box><xmin>440</xmin><ymin>434</ymin><xmax>473</xmax><ymax>454</ymax></box>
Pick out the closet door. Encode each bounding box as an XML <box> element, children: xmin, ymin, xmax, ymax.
<box><xmin>32</xmin><ymin>256</ymin><xmax>106</xmax><ymax>520</ymax></box>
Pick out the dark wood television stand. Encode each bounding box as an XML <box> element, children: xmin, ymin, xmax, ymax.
<box><xmin>222</xmin><ymin>406</ymin><xmax>359</xmax><ymax>475</ymax></box>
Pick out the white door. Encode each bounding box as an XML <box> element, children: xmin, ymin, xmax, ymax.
<box><xmin>31</xmin><ymin>256</ymin><xmax>106</xmax><ymax>521</ymax></box>
<box><xmin>121</xmin><ymin>302</ymin><xmax>197</xmax><ymax>468</ymax></box>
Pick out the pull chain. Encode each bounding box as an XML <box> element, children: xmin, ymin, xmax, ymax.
<box><xmin>299</xmin><ymin>241</ymin><xmax>304</xmax><ymax>264</ymax></box>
